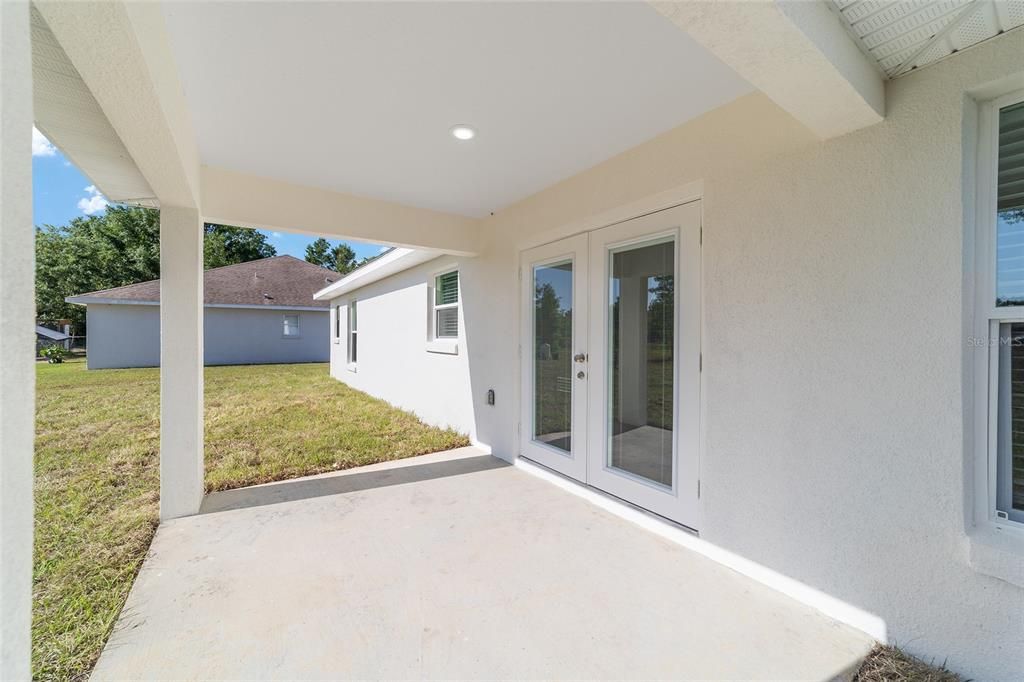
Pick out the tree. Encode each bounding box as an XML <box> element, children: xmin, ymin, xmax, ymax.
<box><xmin>305</xmin><ymin>237</ymin><xmax>358</xmax><ymax>274</ymax></box>
<box><xmin>36</xmin><ymin>205</ymin><xmax>276</xmax><ymax>332</ymax></box>
<box><xmin>534</xmin><ymin>282</ymin><xmax>571</xmax><ymax>358</ymax></box>
<box><xmin>36</xmin><ymin>206</ymin><xmax>161</xmax><ymax>332</ymax></box>
<box><xmin>204</xmin><ymin>224</ymin><xmax>276</xmax><ymax>269</ymax></box>
<box><xmin>647</xmin><ymin>275</ymin><xmax>674</xmax><ymax>346</ymax></box>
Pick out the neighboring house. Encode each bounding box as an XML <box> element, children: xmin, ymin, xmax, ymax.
<box><xmin>6</xmin><ymin>3</ymin><xmax>1024</xmax><ymax>680</ymax></box>
<box><xmin>34</xmin><ymin>325</ymin><xmax>70</xmax><ymax>355</ymax></box>
<box><xmin>66</xmin><ymin>256</ymin><xmax>337</xmax><ymax>369</ymax></box>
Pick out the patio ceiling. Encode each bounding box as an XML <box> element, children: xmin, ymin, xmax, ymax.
<box><xmin>161</xmin><ymin>2</ymin><xmax>751</xmax><ymax>218</ymax></box>
<box><xmin>30</xmin><ymin>0</ymin><xmax>886</xmax><ymax>250</ymax></box>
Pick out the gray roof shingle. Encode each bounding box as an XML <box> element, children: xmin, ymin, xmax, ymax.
<box><xmin>70</xmin><ymin>256</ymin><xmax>339</xmax><ymax>308</ymax></box>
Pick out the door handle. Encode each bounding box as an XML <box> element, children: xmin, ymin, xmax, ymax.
<box><xmin>573</xmin><ymin>353</ymin><xmax>587</xmax><ymax>363</ymax></box>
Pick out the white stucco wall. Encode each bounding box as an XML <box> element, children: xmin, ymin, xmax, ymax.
<box><xmin>85</xmin><ymin>304</ymin><xmax>329</xmax><ymax>369</ymax></box>
<box><xmin>329</xmin><ymin>32</ymin><xmax>1024</xmax><ymax>679</ymax></box>
<box><xmin>328</xmin><ymin>256</ymin><xmax>477</xmax><ymax>440</ymax></box>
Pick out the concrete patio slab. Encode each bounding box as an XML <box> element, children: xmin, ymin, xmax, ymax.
<box><xmin>92</xmin><ymin>447</ymin><xmax>874</xmax><ymax>680</ymax></box>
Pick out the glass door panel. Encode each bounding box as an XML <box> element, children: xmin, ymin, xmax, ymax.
<box><xmin>533</xmin><ymin>261</ymin><xmax>574</xmax><ymax>452</ymax></box>
<box><xmin>608</xmin><ymin>238</ymin><xmax>675</xmax><ymax>487</ymax></box>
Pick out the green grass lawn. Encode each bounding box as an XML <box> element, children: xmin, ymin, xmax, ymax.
<box><xmin>33</xmin><ymin>359</ymin><xmax>468</xmax><ymax>681</ymax></box>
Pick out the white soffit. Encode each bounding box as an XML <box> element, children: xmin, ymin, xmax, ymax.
<box><xmin>833</xmin><ymin>0</ymin><xmax>1024</xmax><ymax>79</ymax></box>
<box><xmin>30</xmin><ymin>6</ymin><xmax>157</xmax><ymax>207</ymax></box>
<box><xmin>161</xmin><ymin>2</ymin><xmax>752</xmax><ymax>218</ymax></box>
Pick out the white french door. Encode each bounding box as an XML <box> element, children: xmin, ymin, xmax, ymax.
<box><xmin>519</xmin><ymin>202</ymin><xmax>701</xmax><ymax>528</ymax></box>
<box><xmin>519</xmin><ymin>233</ymin><xmax>589</xmax><ymax>481</ymax></box>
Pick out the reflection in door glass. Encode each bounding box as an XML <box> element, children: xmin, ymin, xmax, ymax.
<box><xmin>609</xmin><ymin>239</ymin><xmax>674</xmax><ymax>487</ymax></box>
<box><xmin>534</xmin><ymin>261</ymin><xmax>573</xmax><ymax>452</ymax></box>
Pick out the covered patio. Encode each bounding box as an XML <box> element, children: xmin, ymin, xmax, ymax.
<box><xmin>6</xmin><ymin>0</ymin><xmax>1024</xmax><ymax>679</ymax></box>
<box><xmin>91</xmin><ymin>448</ymin><xmax>872</xmax><ymax>680</ymax></box>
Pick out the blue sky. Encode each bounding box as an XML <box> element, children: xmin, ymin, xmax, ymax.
<box><xmin>32</xmin><ymin>128</ymin><xmax>387</xmax><ymax>262</ymax></box>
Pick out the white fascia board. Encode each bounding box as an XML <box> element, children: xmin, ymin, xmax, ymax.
<box><xmin>313</xmin><ymin>248</ymin><xmax>441</xmax><ymax>301</ymax></box>
<box><xmin>64</xmin><ymin>296</ymin><xmax>326</xmax><ymax>312</ymax></box>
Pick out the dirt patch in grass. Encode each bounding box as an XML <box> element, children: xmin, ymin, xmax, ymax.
<box><xmin>34</xmin><ymin>360</ymin><xmax>468</xmax><ymax>681</ymax></box>
<box><xmin>853</xmin><ymin>644</ymin><xmax>962</xmax><ymax>682</ymax></box>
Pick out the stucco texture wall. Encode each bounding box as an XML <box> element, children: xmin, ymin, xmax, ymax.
<box><xmin>85</xmin><ymin>305</ymin><xmax>328</xmax><ymax>369</ymax></box>
<box><xmin>462</xmin><ymin>32</ymin><xmax>1024</xmax><ymax>681</ymax></box>
<box><xmin>329</xmin><ymin>256</ymin><xmax>477</xmax><ymax>439</ymax></box>
<box><xmin>327</xmin><ymin>31</ymin><xmax>1024</xmax><ymax>679</ymax></box>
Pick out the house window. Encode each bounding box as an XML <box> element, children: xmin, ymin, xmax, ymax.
<box><xmin>348</xmin><ymin>300</ymin><xmax>358</xmax><ymax>365</ymax></box>
<box><xmin>433</xmin><ymin>271</ymin><xmax>459</xmax><ymax>339</ymax></box>
<box><xmin>334</xmin><ymin>304</ymin><xmax>342</xmax><ymax>343</ymax></box>
<box><xmin>283</xmin><ymin>314</ymin><xmax>300</xmax><ymax>337</ymax></box>
<box><xmin>979</xmin><ymin>91</ymin><xmax>1024</xmax><ymax>527</ymax></box>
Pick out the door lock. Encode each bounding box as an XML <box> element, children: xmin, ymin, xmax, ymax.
<box><xmin>577</xmin><ymin>371</ymin><xmax>585</xmax><ymax>379</ymax></box>
<box><xmin>573</xmin><ymin>353</ymin><xmax>587</xmax><ymax>363</ymax></box>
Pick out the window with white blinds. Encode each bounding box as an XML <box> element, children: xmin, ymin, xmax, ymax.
<box><xmin>433</xmin><ymin>271</ymin><xmax>459</xmax><ymax>339</ymax></box>
<box><xmin>984</xmin><ymin>92</ymin><xmax>1024</xmax><ymax>527</ymax></box>
<box><xmin>348</xmin><ymin>301</ymin><xmax>358</xmax><ymax>365</ymax></box>
<box><xmin>283</xmin><ymin>314</ymin><xmax>300</xmax><ymax>337</ymax></box>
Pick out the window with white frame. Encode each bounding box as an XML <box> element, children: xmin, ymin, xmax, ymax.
<box><xmin>979</xmin><ymin>91</ymin><xmax>1024</xmax><ymax>526</ymax></box>
<box><xmin>433</xmin><ymin>271</ymin><xmax>459</xmax><ymax>339</ymax></box>
<box><xmin>348</xmin><ymin>300</ymin><xmax>358</xmax><ymax>365</ymax></box>
<box><xmin>283</xmin><ymin>314</ymin><xmax>300</xmax><ymax>337</ymax></box>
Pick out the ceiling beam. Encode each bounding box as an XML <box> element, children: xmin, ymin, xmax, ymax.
<box><xmin>33</xmin><ymin>1</ymin><xmax>199</xmax><ymax>208</ymax></box>
<box><xmin>651</xmin><ymin>0</ymin><xmax>885</xmax><ymax>139</ymax></box>
<box><xmin>31</xmin><ymin>5</ymin><xmax>156</xmax><ymax>207</ymax></box>
<box><xmin>200</xmin><ymin>166</ymin><xmax>483</xmax><ymax>256</ymax></box>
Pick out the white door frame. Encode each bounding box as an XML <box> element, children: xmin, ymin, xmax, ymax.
<box><xmin>518</xmin><ymin>200</ymin><xmax>702</xmax><ymax>529</ymax></box>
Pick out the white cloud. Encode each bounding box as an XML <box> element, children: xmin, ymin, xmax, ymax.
<box><xmin>32</xmin><ymin>127</ymin><xmax>56</xmax><ymax>157</ymax></box>
<box><xmin>77</xmin><ymin>185</ymin><xmax>109</xmax><ymax>216</ymax></box>
<box><xmin>271</xmin><ymin>231</ymin><xmax>283</xmax><ymax>239</ymax></box>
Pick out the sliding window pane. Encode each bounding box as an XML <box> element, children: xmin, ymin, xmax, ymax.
<box><xmin>436</xmin><ymin>307</ymin><xmax>459</xmax><ymax>338</ymax></box>
<box><xmin>998</xmin><ymin>323</ymin><xmax>1024</xmax><ymax>520</ymax></box>
<box><xmin>997</xmin><ymin>101</ymin><xmax>1024</xmax><ymax>306</ymax></box>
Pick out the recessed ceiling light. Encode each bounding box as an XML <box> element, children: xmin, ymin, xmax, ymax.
<box><xmin>450</xmin><ymin>125</ymin><xmax>476</xmax><ymax>141</ymax></box>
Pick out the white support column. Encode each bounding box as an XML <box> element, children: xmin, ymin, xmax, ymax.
<box><xmin>159</xmin><ymin>207</ymin><xmax>204</xmax><ymax>520</ymax></box>
<box><xmin>0</xmin><ymin>1</ymin><xmax>33</xmax><ymax>678</ymax></box>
